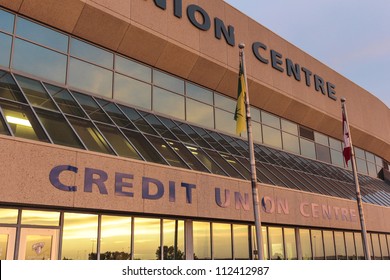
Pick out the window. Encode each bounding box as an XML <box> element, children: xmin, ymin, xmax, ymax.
<box><xmin>323</xmin><ymin>230</ymin><xmax>336</xmax><ymax>259</ymax></box>
<box><xmin>186</xmin><ymin>98</ymin><xmax>214</xmax><ymax>128</ymax></box>
<box><xmin>261</xmin><ymin>111</ymin><xmax>280</xmax><ymax>129</ymax></box>
<box><xmin>263</xmin><ymin>125</ymin><xmax>282</xmax><ymax>149</ymax></box>
<box><xmin>153</xmin><ymin>70</ymin><xmax>184</xmax><ymax>94</ymax></box>
<box><xmin>268</xmin><ymin>227</ymin><xmax>284</xmax><ymax>260</ymax></box>
<box><xmin>345</xmin><ymin>232</ymin><xmax>356</xmax><ymax>259</ymax></box>
<box><xmin>0</xmin><ymin>71</ymin><xmax>27</xmax><ymax>103</ymax></box>
<box><xmin>0</xmin><ymin>33</ymin><xmax>12</xmax><ymax>67</ymax></box>
<box><xmin>300</xmin><ymin>138</ymin><xmax>316</xmax><ymax>159</ymax></box>
<box><xmin>162</xmin><ymin>220</ymin><xmax>185</xmax><ymax>260</ymax></box>
<box><xmin>0</xmin><ymin>208</ymin><xmax>18</xmax><ymax>224</ymax></box>
<box><xmin>115</xmin><ymin>55</ymin><xmax>151</xmax><ymax>83</ymax></box>
<box><xmin>334</xmin><ymin>231</ymin><xmax>346</xmax><ymax>259</ymax></box>
<box><xmin>193</xmin><ymin>222</ymin><xmax>211</xmax><ymax>260</ymax></box>
<box><xmin>299</xmin><ymin>126</ymin><xmax>314</xmax><ymax>140</ymax></box>
<box><xmin>133</xmin><ymin>218</ymin><xmax>160</xmax><ymax>260</ymax></box>
<box><xmin>282</xmin><ymin>132</ymin><xmax>300</xmax><ymax>154</ymax></box>
<box><xmin>281</xmin><ymin>119</ymin><xmax>298</xmax><ymax>135</ymax></box>
<box><xmin>114</xmin><ymin>73</ymin><xmax>151</xmax><ymax>110</ymax></box>
<box><xmin>213</xmin><ymin>223</ymin><xmax>232</xmax><ymax>259</ymax></box>
<box><xmin>233</xmin><ymin>224</ymin><xmax>249</xmax><ymax>260</ymax></box>
<box><xmin>0</xmin><ymin>9</ymin><xmax>14</xmax><ymax>33</ymax></box>
<box><xmin>299</xmin><ymin>229</ymin><xmax>312</xmax><ymax>260</ymax></box>
<box><xmin>70</xmin><ymin>38</ymin><xmax>113</xmax><ymax>68</ymax></box>
<box><xmin>215</xmin><ymin>108</ymin><xmax>235</xmax><ymax>136</ymax></box>
<box><xmin>153</xmin><ymin>87</ymin><xmax>184</xmax><ymax>120</ymax></box>
<box><xmin>100</xmin><ymin>215</ymin><xmax>131</xmax><ymax>260</ymax></box>
<box><xmin>45</xmin><ymin>84</ymin><xmax>86</xmax><ymax>117</ymax></box>
<box><xmin>214</xmin><ymin>93</ymin><xmax>235</xmax><ymax>112</ymax></box>
<box><xmin>186</xmin><ymin>82</ymin><xmax>213</xmax><ymax>104</ymax></box>
<box><xmin>71</xmin><ymin>91</ymin><xmax>112</xmax><ymax>124</ymax></box>
<box><xmin>21</xmin><ymin>210</ymin><xmax>60</xmax><ymax>226</ymax></box>
<box><xmin>284</xmin><ymin>228</ymin><xmax>297</xmax><ymax>260</ymax></box>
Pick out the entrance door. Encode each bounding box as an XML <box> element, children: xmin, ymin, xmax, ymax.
<box><xmin>18</xmin><ymin>228</ymin><xmax>59</xmax><ymax>260</ymax></box>
<box><xmin>0</xmin><ymin>227</ymin><xmax>16</xmax><ymax>260</ymax></box>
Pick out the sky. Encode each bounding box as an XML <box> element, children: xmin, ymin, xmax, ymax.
<box><xmin>224</xmin><ymin>0</ymin><xmax>390</xmax><ymax>108</ymax></box>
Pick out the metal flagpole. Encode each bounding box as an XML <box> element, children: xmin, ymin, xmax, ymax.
<box><xmin>239</xmin><ymin>43</ymin><xmax>264</xmax><ymax>260</ymax></box>
<box><xmin>341</xmin><ymin>97</ymin><xmax>371</xmax><ymax>260</ymax></box>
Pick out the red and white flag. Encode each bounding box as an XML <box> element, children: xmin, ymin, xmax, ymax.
<box><xmin>342</xmin><ymin>109</ymin><xmax>352</xmax><ymax>166</ymax></box>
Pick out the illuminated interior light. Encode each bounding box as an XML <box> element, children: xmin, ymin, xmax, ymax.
<box><xmin>226</xmin><ymin>159</ymin><xmax>236</xmax><ymax>164</ymax></box>
<box><xmin>191</xmin><ymin>151</ymin><xmax>199</xmax><ymax>155</ymax></box>
<box><xmin>187</xmin><ymin>146</ymin><xmax>198</xmax><ymax>151</ymax></box>
<box><xmin>161</xmin><ymin>144</ymin><xmax>167</xmax><ymax>148</ymax></box>
<box><xmin>6</xmin><ymin>115</ymin><xmax>32</xmax><ymax>127</ymax></box>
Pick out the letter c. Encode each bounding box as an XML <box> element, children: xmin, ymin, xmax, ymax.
<box><xmin>49</xmin><ymin>165</ymin><xmax>78</xmax><ymax>192</ymax></box>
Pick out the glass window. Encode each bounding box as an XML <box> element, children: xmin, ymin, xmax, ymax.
<box><xmin>367</xmin><ymin>162</ymin><xmax>377</xmax><ymax>177</ymax></box>
<box><xmin>162</xmin><ymin>220</ymin><xmax>185</xmax><ymax>260</ymax></box>
<box><xmin>21</xmin><ymin>210</ymin><xmax>60</xmax><ymax>226</ymax></box>
<box><xmin>268</xmin><ymin>227</ymin><xmax>284</xmax><ymax>260</ymax></box>
<box><xmin>365</xmin><ymin>152</ymin><xmax>375</xmax><ymax>163</ymax></box>
<box><xmin>233</xmin><ymin>224</ymin><xmax>249</xmax><ymax>260</ymax></box>
<box><xmin>250</xmin><ymin>107</ymin><xmax>261</xmax><ymax>122</ymax></box>
<box><xmin>314</xmin><ymin>132</ymin><xmax>328</xmax><ymax>146</ymax></box>
<box><xmin>214</xmin><ymin>93</ymin><xmax>236</xmax><ymax>112</ymax></box>
<box><xmin>263</xmin><ymin>125</ymin><xmax>282</xmax><ymax>149</ymax></box>
<box><xmin>61</xmin><ymin>213</ymin><xmax>98</xmax><ymax>260</ymax></box>
<box><xmin>0</xmin><ymin>9</ymin><xmax>14</xmax><ymax>33</ymax></box>
<box><xmin>252</xmin><ymin>121</ymin><xmax>262</xmax><ymax>143</ymax></box>
<box><xmin>121</xmin><ymin>129</ymin><xmax>166</xmax><ymax>165</ymax></box>
<box><xmin>67</xmin><ymin>117</ymin><xmax>114</xmax><ymax>154</ymax></box>
<box><xmin>344</xmin><ymin>232</ymin><xmax>356</xmax><ymax>260</ymax></box>
<box><xmin>316</xmin><ymin>143</ymin><xmax>331</xmax><ymax>163</ymax></box>
<box><xmin>15</xmin><ymin>75</ymin><xmax>57</xmax><ymax>110</ymax></box>
<box><xmin>299</xmin><ymin>126</ymin><xmax>314</xmax><ymax>140</ymax></box>
<box><xmin>13</xmin><ymin>39</ymin><xmax>67</xmax><ymax>84</ymax></box>
<box><xmin>334</xmin><ymin>231</ymin><xmax>346</xmax><ymax>260</ymax></box>
<box><xmin>71</xmin><ymin>91</ymin><xmax>112</xmax><ymax>124</ymax></box>
<box><xmin>70</xmin><ymin>38</ymin><xmax>113</xmax><ymax>68</ymax></box>
<box><xmin>100</xmin><ymin>215</ymin><xmax>131</xmax><ymax>260</ymax></box>
<box><xmin>213</xmin><ymin>223</ymin><xmax>232</xmax><ymax>260</ymax></box>
<box><xmin>379</xmin><ymin>234</ymin><xmax>389</xmax><ymax>259</ymax></box>
<box><xmin>139</xmin><ymin>111</ymin><xmax>176</xmax><ymax>140</ymax></box>
<box><xmin>371</xmin><ymin>233</ymin><xmax>382</xmax><ymax>260</ymax></box>
<box><xmin>114</xmin><ymin>73</ymin><xmax>151</xmax><ymax>110</ymax></box>
<box><xmin>356</xmin><ymin>158</ymin><xmax>368</xmax><ymax>174</ymax></box>
<box><xmin>300</xmin><ymin>138</ymin><xmax>316</xmax><ymax>159</ymax></box>
<box><xmin>96</xmin><ymin>124</ymin><xmax>141</xmax><ymax>160</ymax></box>
<box><xmin>186</xmin><ymin>99</ymin><xmax>214</xmax><ymax>128</ymax></box>
<box><xmin>375</xmin><ymin>155</ymin><xmax>383</xmax><ymax>167</ymax></box>
<box><xmin>36</xmin><ymin>109</ymin><xmax>84</xmax><ymax>148</ymax></box>
<box><xmin>189</xmin><ymin>146</ymin><xmax>226</xmax><ymax>176</ymax></box>
<box><xmin>0</xmin><ymin>115</ymin><xmax>9</xmax><ymax>135</ymax></box>
<box><xmin>0</xmin><ymin>71</ymin><xmax>27</xmax><ymax>103</ymax></box>
<box><xmin>68</xmin><ymin>58</ymin><xmax>112</xmax><ymax>98</ymax></box>
<box><xmin>354</xmin><ymin>147</ymin><xmax>365</xmax><ymax>159</ymax></box>
<box><xmin>0</xmin><ymin>33</ymin><xmax>12</xmax><ymax>67</ymax></box>
<box><xmin>96</xmin><ymin>99</ymin><xmax>135</xmax><ymax>129</ymax></box>
<box><xmin>204</xmin><ymin>149</ymin><xmax>244</xmax><ymax>179</ymax></box>
<box><xmin>261</xmin><ymin>111</ymin><xmax>280</xmax><ymax>129</ymax></box>
<box><xmin>133</xmin><ymin>218</ymin><xmax>160</xmax><ymax>260</ymax></box>
<box><xmin>119</xmin><ymin>105</ymin><xmax>157</xmax><ymax>135</ymax></box>
<box><xmin>215</xmin><ymin>108</ymin><xmax>235</xmax><ymax>136</ymax></box>
<box><xmin>0</xmin><ymin>208</ymin><xmax>18</xmax><ymax>224</ymax></box>
<box><xmin>115</xmin><ymin>55</ymin><xmax>151</xmax><ymax>83</ymax></box>
<box><xmin>1</xmin><ymin>100</ymin><xmax>48</xmax><ymax>142</ymax></box>
<box><xmin>354</xmin><ymin>232</ymin><xmax>365</xmax><ymax>260</ymax></box>
<box><xmin>331</xmin><ymin>149</ymin><xmax>344</xmax><ymax>167</ymax></box>
<box><xmin>16</xmin><ymin>18</ymin><xmax>68</xmax><ymax>52</ymax></box>
<box><xmin>284</xmin><ymin>228</ymin><xmax>297</xmax><ymax>260</ymax></box>
<box><xmin>282</xmin><ymin>132</ymin><xmax>300</xmax><ymax>154</ymax></box>
<box><xmin>311</xmin><ymin>230</ymin><xmax>324</xmax><ymax>259</ymax></box>
<box><xmin>323</xmin><ymin>230</ymin><xmax>336</xmax><ymax>260</ymax></box>
<box><xmin>281</xmin><ymin>119</ymin><xmax>297</xmax><ymax>135</ymax></box>
<box><xmin>44</xmin><ymin>84</ymin><xmax>86</xmax><ymax>117</ymax></box>
<box><xmin>260</xmin><ymin>226</ymin><xmax>269</xmax><ymax>260</ymax></box>
<box><xmin>153</xmin><ymin>87</ymin><xmax>184</xmax><ymax>120</ymax></box>
<box><xmin>186</xmin><ymin>82</ymin><xmax>213</xmax><ymax>104</ymax></box>
<box><xmin>193</xmin><ymin>221</ymin><xmax>211</xmax><ymax>260</ymax></box>
<box><xmin>153</xmin><ymin>70</ymin><xmax>184</xmax><ymax>94</ymax></box>
<box><xmin>167</xmin><ymin>141</ymin><xmax>208</xmax><ymax>172</ymax></box>
<box><xmin>299</xmin><ymin>229</ymin><xmax>312</xmax><ymax>260</ymax></box>
<box><xmin>329</xmin><ymin>137</ymin><xmax>342</xmax><ymax>151</ymax></box>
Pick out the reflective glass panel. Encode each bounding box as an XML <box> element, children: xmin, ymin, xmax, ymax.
<box><xmin>268</xmin><ymin>227</ymin><xmax>284</xmax><ymax>260</ymax></box>
<box><xmin>300</xmin><ymin>138</ymin><xmax>316</xmax><ymax>159</ymax></box>
<box><xmin>0</xmin><ymin>9</ymin><xmax>14</xmax><ymax>33</ymax></box>
<box><xmin>215</xmin><ymin>108</ymin><xmax>235</xmax><ymax>136</ymax></box>
<box><xmin>167</xmin><ymin>141</ymin><xmax>208</xmax><ymax>172</ymax></box>
<box><xmin>96</xmin><ymin>124</ymin><xmax>141</xmax><ymax>160</ymax></box>
<box><xmin>233</xmin><ymin>224</ymin><xmax>249</xmax><ymax>260</ymax></box>
<box><xmin>1</xmin><ymin>100</ymin><xmax>48</xmax><ymax>142</ymax></box>
<box><xmin>299</xmin><ymin>229</ymin><xmax>312</xmax><ymax>260</ymax></box>
<box><xmin>263</xmin><ymin>125</ymin><xmax>282</xmax><ymax>149</ymax></box>
<box><xmin>261</xmin><ymin>111</ymin><xmax>280</xmax><ymax>129</ymax></box>
<box><xmin>284</xmin><ymin>228</ymin><xmax>297</xmax><ymax>260</ymax></box>
<box><xmin>61</xmin><ymin>213</ymin><xmax>98</xmax><ymax>260</ymax></box>
<box><xmin>121</xmin><ymin>129</ymin><xmax>166</xmax><ymax>165</ymax></box>
<box><xmin>329</xmin><ymin>137</ymin><xmax>342</xmax><ymax>151</ymax></box>
<box><xmin>13</xmin><ymin>39</ymin><xmax>67</xmax><ymax>84</ymax></box>
<box><xmin>193</xmin><ymin>222</ymin><xmax>211</xmax><ymax>260</ymax></box>
<box><xmin>68</xmin><ymin>58</ymin><xmax>112</xmax><ymax>98</ymax></box>
<box><xmin>24</xmin><ymin>234</ymin><xmax>52</xmax><ymax>260</ymax></box>
<box><xmin>282</xmin><ymin>132</ymin><xmax>300</xmax><ymax>154</ymax></box>
<box><xmin>311</xmin><ymin>230</ymin><xmax>324</xmax><ymax>260</ymax></box>
<box><xmin>133</xmin><ymin>218</ymin><xmax>160</xmax><ymax>260</ymax></box>
<box><xmin>0</xmin><ymin>32</ymin><xmax>12</xmax><ymax>67</ymax></box>
<box><xmin>316</xmin><ymin>144</ymin><xmax>331</xmax><ymax>163</ymax></box>
<box><xmin>366</xmin><ymin>152</ymin><xmax>375</xmax><ymax>163</ymax></box>
<box><xmin>379</xmin><ymin>234</ymin><xmax>389</xmax><ymax>259</ymax></box>
<box><xmin>371</xmin><ymin>233</ymin><xmax>381</xmax><ymax>260</ymax></box>
<box><xmin>252</xmin><ymin>121</ymin><xmax>262</xmax><ymax>143</ymax></box>
<box><xmin>190</xmin><ymin>146</ymin><xmax>226</xmax><ymax>176</ymax></box>
<box><xmin>68</xmin><ymin>117</ymin><xmax>114</xmax><ymax>154</ymax></box>
<box><xmin>323</xmin><ymin>230</ymin><xmax>336</xmax><ymax>260</ymax></box>
<box><xmin>186</xmin><ymin>99</ymin><xmax>214</xmax><ymax>128</ymax></box>
<box><xmin>21</xmin><ymin>210</ymin><xmax>60</xmax><ymax>226</ymax></box>
<box><xmin>153</xmin><ymin>87</ymin><xmax>184</xmax><ymax>120</ymax></box>
<box><xmin>96</xmin><ymin>99</ymin><xmax>135</xmax><ymax>129</ymax></box>
<box><xmin>344</xmin><ymin>232</ymin><xmax>356</xmax><ymax>260</ymax></box>
<box><xmin>162</xmin><ymin>220</ymin><xmax>185</xmax><ymax>260</ymax></box>
<box><xmin>375</xmin><ymin>155</ymin><xmax>383</xmax><ymax>167</ymax></box>
<box><xmin>44</xmin><ymin>84</ymin><xmax>86</xmax><ymax>117</ymax></box>
<box><xmin>139</xmin><ymin>111</ymin><xmax>176</xmax><ymax>139</ymax></box>
<box><xmin>0</xmin><ymin>70</ymin><xmax>27</xmax><ymax>103</ymax></box>
<box><xmin>251</xmin><ymin>107</ymin><xmax>261</xmax><ymax>122</ymax></box>
<box><xmin>356</xmin><ymin>158</ymin><xmax>368</xmax><ymax>174</ymax></box>
<box><xmin>314</xmin><ymin>132</ymin><xmax>328</xmax><ymax>146</ymax></box>
<box><xmin>71</xmin><ymin>91</ymin><xmax>112</xmax><ymax>123</ymax></box>
<box><xmin>37</xmin><ymin>109</ymin><xmax>83</xmax><ymax>148</ymax></box>
<box><xmin>15</xmin><ymin>75</ymin><xmax>57</xmax><ymax>110</ymax></box>
<box><xmin>355</xmin><ymin>147</ymin><xmax>365</xmax><ymax>159</ymax></box>
<box><xmin>367</xmin><ymin>162</ymin><xmax>377</xmax><ymax>177</ymax></box>
<box><xmin>0</xmin><ymin>234</ymin><xmax>8</xmax><ymax>260</ymax></box>
<box><xmin>70</xmin><ymin>38</ymin><xmax>113</xmax><ymax>68</ymax></box>
<box><xmin>204</xmin><ymin>149</ymin><xmax>244</xmax><ymax>179</ymax></box>
<box><xmin>119</xmin><ymin>105</ymin><xmax>156</xmax><ymax>135</ymax></box>
<box><xmin>214</xmin><ymin>93</ymin><xmax>235</xmax><ymax>112</ymax></box>
<box><xmin>354</xmin><ymin>232</ymin><xmax>365</xmax><ymax>260</ymax></box>
<box><xmin>16</xmin><ymin>18</ymin><xmax>68</xmax><ymax>52</ymax></box>
<box><xmin>213</xmin><ymin>223</ymin><xmax>232</xmax><ymax>260</ymax></box>
<box><xmin>0</xmin><ymin>208</ymin><xmax>18</xmax><ymax>224</ymax></box>
<box><xmin>299</xmin><ymin>126</ymin><xmax>314</xmax><ymax>140</ymax></box>
<box><xmin>153</xmin><ymin>70</ymin><xmax>184</xmax><ymax>94</ymax></box>
<box><xmin>146</xmin><ymin>135</ymin><xmax>188</xmax><ymax>168</ymax></box>
<box><xmin>334</xmin><ymin>231</ymin><xmax>346</xmax><ymax>259</ymax></box>
<box><xmin>100</xmin><ymin>216</ymin><xmax>131</xmax><ymax>260</ymax></box>
<box><xmin>186</xmin><ymin>83</ymin><xmax>213</xmax><ymax>104</ymax></box>
<box><xmin>0</xmin><ymin>116</ymin><xmax>9</xmax><ymax>135</ymax></box>
<box><xmin>281</xmin><ymin>119</ymin><xmax>297</xmax><ymax>135</ymax></box>
<box><xmin>115</xmin><ymin>55</ymin><xmax>151</xmax><ymax>83</ymax></box>
<box><xmin>331</xmin><ymin>149</ymin><xmax>344</xmax><ymax>167</ymax></box>
<box><xmin>260</xmin><ymin>226</ymin><xmax>269</xmax><ymax>260</ymax></box>
<box><xmin>114</xmin><ymin>73</ymin><xmax>151</xmax><ymax>110</ymax></box>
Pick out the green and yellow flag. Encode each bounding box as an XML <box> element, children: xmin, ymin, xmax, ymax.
<box><xmin>234</xmin><ymin>59</ymin><xmax>246</xmax><ymax>135</ymax></box>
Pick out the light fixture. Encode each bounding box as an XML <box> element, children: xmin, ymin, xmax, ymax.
<box><xmin>6</xmin><ymin>115</ymin><xmax>32</xmax><ymax>127</ymax></box>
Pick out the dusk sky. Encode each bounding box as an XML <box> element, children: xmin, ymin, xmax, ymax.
<box><xmin>224</xmin><ymin>0</ymin><xmax>390</xmax><ymax>108</ymax></box>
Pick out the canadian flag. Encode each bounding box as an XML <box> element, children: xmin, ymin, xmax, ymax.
<box><xmin>342</xmin><ymin>109</ymin><xmax>352</xmax><ymax>166</ymax></box>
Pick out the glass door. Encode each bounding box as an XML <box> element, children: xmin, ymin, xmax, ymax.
<box><xmin>0</xmin><ymin>227</ymin><xmax>16</xmax><ymax>260</ymax></box>
<box><xmin>18</xmin><ymin>228</ymin><xmax>59</xmax><ymax>260</ymax></box>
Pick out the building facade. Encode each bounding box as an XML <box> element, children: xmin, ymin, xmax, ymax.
<box><xmin>0</xmin><ymin>0</ymin><xmax>389</xmax><ymax>260</ymax></box>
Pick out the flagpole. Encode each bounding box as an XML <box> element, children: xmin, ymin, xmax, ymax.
<box><xmin>239</xmin><ymin>43</ymin><xmax>264</xmax><ymax>260</ymax></box>
<box><xmin>341</xmin><ymin>97</ymin><xmax>371</xmax><ymax>260</ymax></box>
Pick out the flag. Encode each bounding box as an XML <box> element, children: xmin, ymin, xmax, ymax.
<box><xmin>234</xmin><ymin>59</ymin><xmax>246</xmax><ymax>135</ymax></box>
<box><xmin>342</xmin><ymin>109</ymin><xmax>351</xmax><ymax>166</ymax></box>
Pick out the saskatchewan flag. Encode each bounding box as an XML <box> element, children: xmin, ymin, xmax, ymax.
<box><xmin>234</xmin><ymin>59</ymin><xmax>246</xmax><ymax>135</ymax></box>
